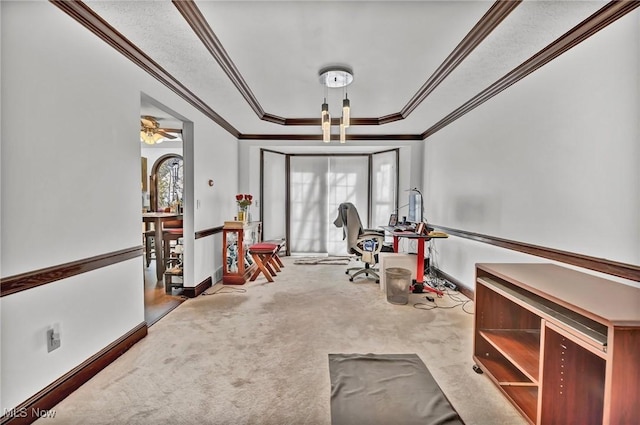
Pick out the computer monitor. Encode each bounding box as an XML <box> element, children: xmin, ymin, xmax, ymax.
<box><xmin>407</xmin><ymin>191</ymin><xmax>422</xmax><ymax>223</ymax></box>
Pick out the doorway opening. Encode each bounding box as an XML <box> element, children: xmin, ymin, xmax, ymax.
<box><xmin>140</xmin><ymin>98</ymin><xmax>187</xmax><ymax>326</ymax></box>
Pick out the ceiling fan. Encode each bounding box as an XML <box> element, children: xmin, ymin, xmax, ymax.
<box><xmin>140</xmin><ymin>115</ymin><xmax>182</xmax><ymax>145</ymax></box>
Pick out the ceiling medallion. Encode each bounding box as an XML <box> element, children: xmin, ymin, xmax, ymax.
<box><xmin>318</xmin><ymin>66</ymin><xmax>354</xmax><ymax>88</ymax></box>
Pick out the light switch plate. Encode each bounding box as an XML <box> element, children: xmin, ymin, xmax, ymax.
<box><xmin>47</xmin><ymin>328</ymin><xmax>61</xmax><ymax>352</ymax></box>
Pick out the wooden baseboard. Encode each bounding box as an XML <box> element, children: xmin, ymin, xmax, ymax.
<box><xmin>434</xmin><ymin>268</ymin><xmax>474</xmax><ymax>301</ymax></box>
<box><xmin>183</xmin><ymin>276</ymin><xmax>212</xmax><ymax>298</ymax></box>
<box><xmin>1</xmin><ymin>323</ymin><xmax>147</xmax><ymax>425</ymax></box>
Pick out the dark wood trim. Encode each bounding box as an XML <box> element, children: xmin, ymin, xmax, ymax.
<box><xmin>171</xmin><ymin>0</ymin><xmax>267</xmax><ymax>121</ymax></box>
<box><xmin>401</xmin><ymin>0</ymin><xmax>521</xmax><ymax>119</ymax></box>
<box><xmin>0</xmin><ymin>323</ymin><xmax>147</xmax><ymax>425</ymax></box>
<box><xmin>172</xmin><ymin>0</ymin><xmax>518</xmax><ymax>127</ymax></box>
<box><xmin>283</xmin><ymin>117</ymin><xmax>382</xmax><ymax>126</ymax></box>
<box><xmin>430</xmin><ymin>224</ymin><xmax>640</xmax><ymax>282</ymax></box>
<box><xmin>1</xmin><ymin>246</ymin><xmax>143</xmax><ymax>297</ymax></box>
<box><xmin>287</xmin><ymin>152</ymin><xmax>373</xmax><ymax>157</ymax></box>
<box><xmin>422</xmin><ymin>0</ymin><xmax>640</xmax><ymax>139</ymax></box>
<box><xmin>433</xmin><ymin>267</ymin><xmax>474</xmax><ymax>301</ymax></box>
<box><xmin>378</xmin><ymin>113</ymin><xmax>405</xmax><ymax>125</ymax></box>
<box><xmin>54</xmin><ymin>0</ymin><xmax>636</xmax><ymax>144</ymax></box>
<box><xmin>238</xmin><ymin>134</ymin><xmax>423</xmax><ymax>141</ymax></box>
<box><xmin>50</xmin><ymin>0</ymin><xmax>240</xmax><ymax>138</ymax></box>
<box><xmin>183</xmin><ymin>276</ymin><xmax>212</xmax><ymax>298</ymax></box>
<box><xmin>194</xmin><ymin>226</ymin><xmax>223</xmax><ymax>240</ymax></box>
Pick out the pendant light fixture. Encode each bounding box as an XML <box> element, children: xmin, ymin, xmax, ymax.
<box><xmin>321</xmin><ymin>98</ymin><xmax>331</xmax><ymax>143</ymax></box>
<box><xmin>342</xmin><ymin>94</ymin><xmax>350</xmax><ymax>128</ymax></box>
<box><xmin>319</xmin><ymin>66</ymin><xmax>353</xmax><ymax>143</ymax></box>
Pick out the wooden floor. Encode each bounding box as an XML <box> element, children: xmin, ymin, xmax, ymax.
<box><xmin>143</xmin><ymin>260</ymin><xmax>185</xmax><ymax>326</ymax></box>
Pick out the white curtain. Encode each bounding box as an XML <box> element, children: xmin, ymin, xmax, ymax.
<box><xmin>289</xmin><ymin>156</ymin><xmax>368</xmax><ymax>255</ymax></box>
<box><xmin>327</xmin><ymin>157</ymin><xmax>369</xmax><ymax>255</ymax></box>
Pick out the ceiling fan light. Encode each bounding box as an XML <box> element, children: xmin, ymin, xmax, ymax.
<box><xmin>342</xmin><ymin>97</ymin><xmax>350</xmax><ymax>128</ymax></box>
<box><xmin>140</xmin><ymin>130</ymin><xmax>155</xmax><ymax>144</ymax></box>
<box><xmin>140</xmin><ymin>129</ymin><xmax>165</xmax><ymax>145</ymax></box>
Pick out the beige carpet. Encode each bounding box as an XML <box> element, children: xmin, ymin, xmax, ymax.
<box><xmin>293</xmin><ymin>256</ymin><xmax>353</xmax><ymax>265</ymax></box>
<box><xmin>39</xmin><ymin>257</ymin><xmax>526</xmax><ymax>425</ymax></box>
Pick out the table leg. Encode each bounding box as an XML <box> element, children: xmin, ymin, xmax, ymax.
<box><xmin>154</xmin><ymin>219</ymin><xmax>164</xmax><ymax>281</ymax></box>
<box><xmin>416</xmin><ymin>238</ymin><xmax>425</xmax><ymax>282</ymax></box>
<box><xmin>393</xmin><ymin>235</ymin><xmax>399</xmax><ymax>252</ymax></box>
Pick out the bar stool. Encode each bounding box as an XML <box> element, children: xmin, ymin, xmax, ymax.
<box><xmin>248</xmin><ymin>243</ymin><xmax>279</xmax><ymax>282</ymax></box>
<box><xmin>163</xmin><ymin>219</ymin><xmax>183</xmax><ymax>268</ymax></box>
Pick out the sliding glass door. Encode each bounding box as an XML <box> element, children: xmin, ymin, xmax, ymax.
<box><xmin>261</xmin><ymin>149</ymin><xmax>398</xmax><ymax>256</ymax></box>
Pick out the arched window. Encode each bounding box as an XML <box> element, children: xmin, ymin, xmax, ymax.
<box><xmin>151</xmin><ymin>154</ymin><xmax>183</xmax><ymax>212</ymax></box>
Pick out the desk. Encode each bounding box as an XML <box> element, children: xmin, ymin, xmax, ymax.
<box><xmin>143</xmin><ymin>212</ymin><xmax>182</xmax><ymax>281</ymax></box>
<box><xmin>386</xmin><ymin>229</ymin><xmax>448</xmax><ymax>295</ymax></box>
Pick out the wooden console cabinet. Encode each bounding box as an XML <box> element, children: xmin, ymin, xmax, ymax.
<box><xmin>222</xmin><ymin>221</ymin><xmax>261</xmax><ymax>285</ymax></box>
<box><xmin>473</xmin><ymin>263</ymin><xmax>639</xmax><ymax>425</ymax></box>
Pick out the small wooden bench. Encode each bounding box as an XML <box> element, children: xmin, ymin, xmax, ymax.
<box><xmin>263</xmin><ymin>238</ymin><xmax>286</xmax><ymax>270</ymax></box>
<box><xmin>248</xmin><ymin>243</ymin><xmax>279</xmax><ymax>282</ymax></box>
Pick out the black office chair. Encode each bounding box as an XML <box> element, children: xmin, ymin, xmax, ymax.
<box><xmin>333</xmin><ymin>202</ymin><xmax>392</xmax><ymax>282</ymax></box>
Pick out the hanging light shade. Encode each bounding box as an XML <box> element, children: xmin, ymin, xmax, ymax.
<box><xmin>342</xmin><ymin>96</ymin><xmax>350</xmax><ymax>128</ymax></box>
<box><xmin>339</xmin><ymin>118</ymin><xmax>346</xmax><ymax>144</ymax></box>
<box><xmin>323</xmin><ymin>126</ymin><xmax>331</xmax><ymax>143</ymax></box>
<box><xmin>321</xmin><ymin>100</ymin><xmax>330</xmax><ymax>131</ymax></box>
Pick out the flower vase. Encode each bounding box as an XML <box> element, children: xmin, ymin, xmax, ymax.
<box><xmin>237</xmin><ymin>210</ymin><xmax>245</xmax><ymax>222</ymax></box>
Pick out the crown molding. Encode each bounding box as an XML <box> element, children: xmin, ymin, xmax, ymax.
<box><xmin>173</xmin><ymin>0</ymin><xmax>520</xmax><ymax>127</ymax></box>
<box><xmin>238</xmin><ymin>134</ymin><xmax>423</xmax><ymax>141</ymax></box>
<box><xmin>422</xmin><ymin>0</ymin><xmax>640</xmax><ymax>139</ymax></box>
<box><xmin>50</xmin><ymin>0</ymin><xmax>241</xmax><ymax>138</ymax></box>
<box><xmin>52</xmin><ymin>1</ymin><xmax>639</xmax><ymax>142</ymax></box>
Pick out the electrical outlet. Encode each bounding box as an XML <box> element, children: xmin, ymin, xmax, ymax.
<box><xmin>47</xmin><ymin>328</ymin><xmax>61</xmax><ymax>352</ymax></box>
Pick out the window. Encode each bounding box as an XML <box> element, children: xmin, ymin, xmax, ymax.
<box><xmin>151</xmin><ymin>154</ymin><xmax>183</xmax><ymax>211</ymax></box>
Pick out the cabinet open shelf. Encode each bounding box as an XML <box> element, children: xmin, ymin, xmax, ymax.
<box><xmin>473</xmin><ymin>263</ymin><xmax>640</xmax><ymax>425</ymax></box>
<box><xmin>474</xmin><ymin>355</ymin><xmax>532</xmax><ymax>384</ymax></box>
<box><xmin>479</xmin><ymin>329</ymin><xmax>540</xmax><ymax>381</ymax></box>
<box><xmin>503</xmin><ymin>386</ymin><xmax>538</xmax><ymax>423</ymax></box>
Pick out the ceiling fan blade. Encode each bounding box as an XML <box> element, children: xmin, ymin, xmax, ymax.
<box><xmin>140</xmin><ymin>116</ymin><xmax>158</xmax><ymax>128</ymax></box>
<box><xmin>159</xmin><ymin>128</ymin><xmax>182</xmax><ymax>134</ymax></box>
<box><xmin>156</xmin><ymin>130</ymin><xmax>177</xmax><ymax>139</ymax></box>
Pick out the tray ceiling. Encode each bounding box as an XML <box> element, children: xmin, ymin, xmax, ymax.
<box><xmin>77</xmin><ymin>0</ymin><xmax>629</xmax><ymax>140</ymax></box>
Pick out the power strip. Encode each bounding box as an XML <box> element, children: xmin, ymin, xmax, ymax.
<box><xmin>443</xmin><ymin>281</ymin><xmax>457</xmax><ymax>290</ymax></box>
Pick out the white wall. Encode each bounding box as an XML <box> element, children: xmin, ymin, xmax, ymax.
<box><xmin>1</xmin><ymin>1</ymin><xmax>238</xmax><ymax>411</ymax></box>
<box><xmin>424</xmin><ymin>11</ymin><xmax>639</xmax><ymax>289</ymax></box>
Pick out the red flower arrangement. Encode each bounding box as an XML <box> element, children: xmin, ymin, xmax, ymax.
<box><xmin>236</xmin><ymin>194</ymin><xmax>253</xmax><ymax>209</ymax></box>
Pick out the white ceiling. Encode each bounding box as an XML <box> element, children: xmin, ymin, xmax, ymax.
<box><xmin>86</xmin><ymin>0</ymin><xmax>609</xmax><ymax>139</ymax></box>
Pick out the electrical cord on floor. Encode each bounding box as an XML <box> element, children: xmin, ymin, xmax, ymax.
<box><xmin>413</xmin><ymin>287</ymin><xmax>473</xmax><ymax>314</ymax></box>
<box><xmin>201</xmin><ymin>286</ymin><xmax>247</xmax><ymax>296</ymax></box>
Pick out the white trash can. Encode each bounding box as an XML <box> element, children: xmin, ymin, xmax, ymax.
<box><xmin>385</xmin><ymin>267</ymin><xmax>412</xmax><ymax>305</ymax></box>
